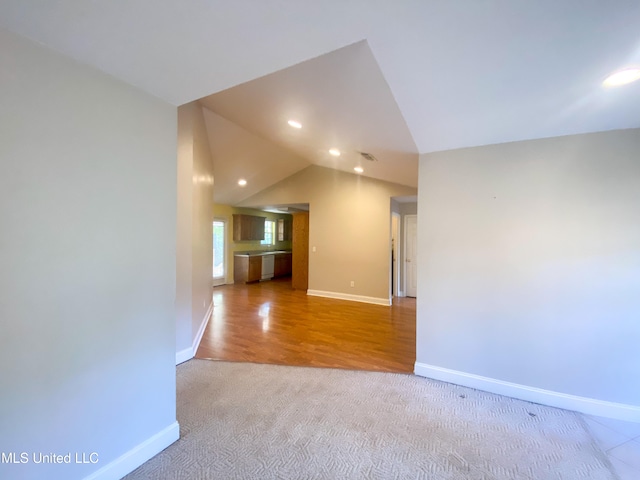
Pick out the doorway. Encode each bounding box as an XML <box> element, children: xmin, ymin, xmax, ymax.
<box><xmin>404</xmin><ymin>214</ymin><xmax>417</xmax><ymax>298</ymax></box>
<box><xmin>213</xmin><ymin>219</ymin><xmax>226</xmax><ymax>286</ymax></box>
<box><xmin>391</xmin><ymin>212</ymin><xmax>401</xmax><ymax>297</ymax></box>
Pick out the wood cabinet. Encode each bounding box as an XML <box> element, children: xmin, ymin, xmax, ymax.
<box><xmin>277</xmin><ymin>217</ymin><xmax>293</xmax><ymax>242</ymax></box>
<box><xmin>291</xmin><ymin>212</ymin><xmax>309</xmax><ymax>291</ymax></box>
<box><xmin>234</xmin><ymin>252</ymin><xmax>291</xmax><ymax>284</ymax></box>
<box><xmin>234</xmin><ymin>255</ymin><xmax>262</xmax><ymax>283</ymax></box>
<box><xmin>233</xmin><ymin>214</ymin><xmax>265</xmax><ymax>241</ymax></box>
<box><xmin>273</xmin><ymin>252</ymin><xmax>292</xmax><ymax>278</ymax></box>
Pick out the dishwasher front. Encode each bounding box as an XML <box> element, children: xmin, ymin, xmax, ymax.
<box><xmin>261</xmin><ymin>254</ymin><xmax>275</xmax><ymax>280</ymax></box>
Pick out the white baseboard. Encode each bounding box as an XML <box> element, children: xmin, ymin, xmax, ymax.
<box><xmin>175</xmin><ymin>347</ymin><xmax>192</xmax><ymax>365</ymax></box>
<box><xmin>307</xmin><ymin>289</ymin><xmax>391</xmax><ymax>306</ymax></box>
<box><xmin>83</xmin><ymin>421</ymin><xmax>179</xmax><ymax>480</ymax></box>
<box><xmin>414</xmin><ymin>362</ymin><xmax>640</xmax><ymax>423</ymax></box>
<box><xmin>175</xmin><ymin>299</ymin><xmax>213</xmax><ymax>365</ymax></box>
<box><xmin>193</xmin><ymin>300</ymin><xmax>213</xmax><ymax>354</ymax></box>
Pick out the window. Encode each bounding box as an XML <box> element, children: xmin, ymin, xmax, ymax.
<box><xmin>277</xmin><ymin>218</ymin><xmax>284</xmax><ymax>242</ymax></box>
<box><xmin>261</xmin><ymin>220</ymin><xmax>276</xmax><ymax>246</ymax></box>
<box><xmin>213</xmin><ymin>220</ymin><xmax>225</xmax><ymax>283</ymax></box>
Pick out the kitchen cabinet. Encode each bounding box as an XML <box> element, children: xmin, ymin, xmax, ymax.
<box><xmin>273</xmin><ymin>252</ymin><xmax>292</xmax><ymax>278</ymax></box>
<box><xmin>292</xmin><ymin>212</ymin><xmax>309</xmax><ymax>290</ymax></box>
<box><xmin>234</xmin><ymin>251</ymin><xmax>292</xmax><ymax>284</ymax></box>
<box><xmin>234</xmin><ymin>255</ymin><xmax>262</xmax><ymax>283</ymax></box>
<box><xmin>233</xmin><ymin>214</ymin><xmax>265</xmax><ymax>241</ymax></box>
<box><xmin>277</xmin><ymin>217</ymin><xmax>293</xmax><ymax>242</ymax></box>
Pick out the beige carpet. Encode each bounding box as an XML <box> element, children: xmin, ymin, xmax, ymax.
<box><xmin>125</xmin><ymin>359</ymin><xmax>615</xmax><ymax>479</ymax></box>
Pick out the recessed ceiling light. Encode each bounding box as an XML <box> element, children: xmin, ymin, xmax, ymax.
<box><xmin>238</xmin><ymin>179</ymin><xmax>247</xmax><ymax>186</ymax></box>
<box><xmin>329</xmin><ymin>149</ymin><xmax>341</xmax><ymax>156</ymax></box>
<box><xmin>603</xmin><ymin>68</ymin><xmax>640</xmax><ymax>87</ymax></box>
<box><xmin>287</xmin><ymin>120</ymin><xmax>302</xmax><ymax>129</ymax></box>
<box><xmin>354</xmin><ymin>166</ymin><xmax>364</xmax><ymax>174</ymax></box>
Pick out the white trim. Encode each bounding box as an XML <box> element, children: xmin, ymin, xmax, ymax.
<box><xmin>193</xmin><ymin>300</ymin><xmax>213</xmax><ymax>354</ymax></box>
<box><xmin>175</xmin><ymin>347</ymin><xmax>192</xmax><ymax>365</ymax></box>
<box><xmin>398</xmin><ymin>290</ymin><xmax>405</xmax><ymax>298</ymax></box>
<box><xmin>175</xmin><ymin>299</ymin><xmax>213</xmax><ymax>365</ymax></box>
<box><xmin>403</xmin><ymin>214</ymin><xmax>417</xmax><ymax>298</ymax></box>
<box><xmin>307</xmin><ymin>289</ymin><xmax>391</xmax><ymax>306</ymax></box>
<box><xmin>391</xmin><ymin>211</ymin><xmax>401</xmax><ymax>299</ymax></box>
<box><xmin>414</xmin><ymin>362</ymin><xmax>640</xmax><ymax>423</ymax></box>
<box><xmin>83</xmin><ymin>421</ymin><xmax>179</xmax><ymax>480</ymax></box>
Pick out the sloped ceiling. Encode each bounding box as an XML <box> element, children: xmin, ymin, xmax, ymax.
<box><xmin>203</xmin><ymin>108</ymin><xmax>311</xmax><ymax>204</ymax></box>
<box><xmin>2</xmin><ymin>1</ymin><xmax>639</xmax><ymax>154</ymax></box>
<box><xmin>201</xmin><ymin>41</ymin><xmax>419</xmax><ymax>200</ymax></box>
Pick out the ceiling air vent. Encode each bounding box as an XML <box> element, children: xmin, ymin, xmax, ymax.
<box><xmin>359</xmin><ymin>151</ymin><xmax>378</xmax><ymax>162</ymax></box>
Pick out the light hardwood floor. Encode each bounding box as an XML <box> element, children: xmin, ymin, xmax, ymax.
<box><xmin>196</xmin><ymin>277</ymin><xmax>416</xmax><ymax>373</ymax></box>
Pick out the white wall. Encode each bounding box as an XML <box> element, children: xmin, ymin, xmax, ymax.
<box><xmin>0</xmin><ymin>29</ymin><xmax>178</xmax><ymax>479</ymax></box>
<box><xmin>176</xmin><ymin>106</ymin><xmax>195</xmax><ymax>353</ymax></box>
<box><xmin>176</xmin><ymin>102</ymin><xmax>214</xmax><ymax>362</ymax></box>
<box><xmin>416</xmin><ymin>129</ymin><xmax>640</xmax><ymax>416</ymax></box>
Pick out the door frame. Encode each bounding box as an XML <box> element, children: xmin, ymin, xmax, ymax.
<box><xmin>391</xmin><ymin>212</ymin><xmax>401</xmax><ymax>298</ymax></box>
<box><xmin>212</xmin><ymin>217</ymin><xmax>227</xmax><ymax>287</ymax></box>
<box><xmin>404</xmin><ymin>214</ymin><xmax>417</xmax><ymax>298</ymax></box>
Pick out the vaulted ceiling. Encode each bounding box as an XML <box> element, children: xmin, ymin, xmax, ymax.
<box><xmin>200</xmin><ymin>41</ymin><xmax>419</xmax><ymax>203</ymax></box>
<box><xmin>2</xmin><ymin>1</ymin><xmax>640</xmax><ymax>202</ymax></box>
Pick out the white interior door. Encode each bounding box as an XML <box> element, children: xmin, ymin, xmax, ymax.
<box><xmin>391</xmin><ymin>212</ymin><xmax>400</xmax><ymax>297</ymax></box>
<box><xmin>405</xmin><ymin>215</ymin><xmax>417</xmax><ymax>297</ymax></box>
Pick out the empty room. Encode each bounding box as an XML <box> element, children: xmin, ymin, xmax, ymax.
<box><xmin>1</xmin><ymin>2</ymin><xmax>639</xmax><ymax>479</ymax></box>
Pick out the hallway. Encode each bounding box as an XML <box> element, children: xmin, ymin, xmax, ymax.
<box><xmin>196</xmin><ymin>278</ymin><xmax>416</xmax><ymax>373</ymax></box>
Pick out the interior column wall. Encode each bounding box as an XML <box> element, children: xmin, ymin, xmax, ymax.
<box><xmin>176</xmin><ymin>102</ymin><xmax>215</xmax><ymax>361</ymax></box>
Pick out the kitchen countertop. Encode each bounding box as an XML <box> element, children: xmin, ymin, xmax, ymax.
<box><xmin>234</xmin><ymin>250</ymin><xmax>292</xmax><ymax>257</ymax></box>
